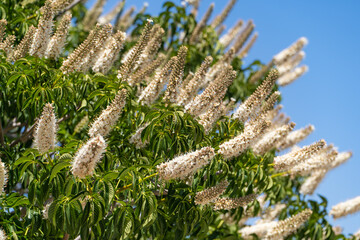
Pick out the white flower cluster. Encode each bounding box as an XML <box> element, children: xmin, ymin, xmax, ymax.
<box><xmin>256</xmin><ymin>203</ymin><xmax>287</xmax><ymax>224</ymax></box>
<box><xmin>330</xmin><ymin>196</ymin><xmax>360</xmax><ymax>219</ymax></box>
<box><xmin>218</xmin><ymin>117</ymin><xmax>270</xmax><ymax>159</ymax></box>
<box><xmin>0</xmin><ymin>159</ymin><xmax>7</xmax><ymax>194</ymax></box>
<box><xmin>34</xmin><ymin>103</ymin><xmax>57</xmax><ymax>154</ymax></box>
<box><xmin>138</xmin><ymin>57</ymin><xmax>176</xmax><ymax>105</ymax></box>
<box><xmin>195</xmin><ymin>180</ymin><xmax>228</xmax><ymax>205</ymax></box>
<box><xmin>277</xmin><ymin>124</ymin><xmax>314</xmax><ymax>150</ymax></box>
<box><xmin>233</xmin><ymin>69</ymin><xmax>278</xmax><ymax>122</ymax></box>
<box><xmin>299</xmin><ymin>150</ymin><xmax>352</xmax><ymax>195</ymax></box>
<box><xmin>219</xmin><ymin>20</ymin><xmax>243</xmax><ymax>48</ymax></box>
<box><xmin>273</xmin><ymin>37</ymin><xmax>308</xmax><ymax>65</ymax></box>
<box><xmin>93</xmin><ymin>31</ymin><xmax>126</xmax><ymax>74</ymax></box>
<box><xmin>88</xmin><ymin>89</ymin><xmax>127</xmax><ymax>137</ymax></box>
<box><xmin>238</xmin><ymin>32</ymin><xmax>258</xmax><ymax>58</ymax></box>
<box><xmin>71</xmin><ymin>135</ymin><xmax>107</xmax><ymax>179</ymax></box>
<box><xmin>273</xmin><ymin>140</ymin><xmax>325</xmax><ymax>171</ymax></box>
<box><xmin>277</xmin><ymin>65</ymin><xmax>308</xmax><ymax>86</ymax></box>
<box><xmin>30</xmin><ymin>3</ymin><xmax>54</xmax><ymax>57</ymax></box>
<box><xmin>273</xmin><ymin>37</ymin><xmax>308</xmax><ymax>87</ymax></box>
<box><xmin>178</xmin><ymin>56</ymin><xmax>213</xmax><ymax>106</ymax></box>
<box><xmin>80</xmin><ymin>23</ymin><xmax>113</xmax><ymax>72</ymax></box>
<box><xmin>157</xmin><ymin>147</ymin><xmax>215</xmax><ymax>181</ymax></box>
<box><xmin>330</xmin><ymin>151</ymin><xmax>352</xmax><ymax>169</ymax></box>
<box><xmin>129</xmin><ymin>124</ymin><xmax>149</xmax><ymax>149</ymax></box>
<box><xmin>210</xmin><ymin>0</ymin><xmax>237</xmax><ymax>29</ymax></box>
<box><xmin>299</xmin><ymin>169</ymin><xmax>327</xmax><ymax>195</ymax></box>
<box><xmin>277</xmin><ymin>51</ymin><xmax>305</xmax><ymax>75</ymax></box>
<box><xmin>186</xmin><ymin>65</ymin><xmax>236</xmax><ymax>117</ymax></box>
<box><xmin>252</xmin><ymin>122</ymin><xmax>295</xmax><ymax>155</ymax></box>
<box><xmin>0</xmin><ymin>229</ymin><xmax>6</xmax><ymax>240</ymax></box>
<box><xmin>239</xmin><ymin>221</ymin><xmax>277</xmax><ymax>239</ymax></box>
<box><xmin>290</xmin><ymin>147</ymin><xmax>338</xmax><ymax>176</ymax></box>
<box><xmin>213</xmin><ymin>194</ymin><xmax>257</xmax><ymax>210</ymax></box>
<box><xmin>265</xmin><ymin>209</ymin><xmax>312</xmax><ymax>240</ymax></box>
<box><xmin>198</xmin><ymin>101</ymin><xmax>225</xmax><ymax>134</ymax></box>
<box><xmin>232</xmin><ymin>20</ymin><xmax>255</xmax><ymax>53</ymax></box>
<box><xmin>45</xmin><ymin>12</ymin><xmax>72</xmax><ymax>59</ymax></box>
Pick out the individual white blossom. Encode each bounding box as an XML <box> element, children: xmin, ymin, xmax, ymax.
<box><xmin>34</xmin><ymin>103</ymin><xmax>57</xmax><ymax>153</ymax></box>
<box><xmin>330</xmin><ymin>196</ymin><xmax>360</xmax><ymax>219</ymax></box>
<box><xmin>71</xmin><ymin>135</ymin><xmax>107</xmax><ymax>179</ymax></box>
<box><xmin>157</xmin><ymin>147</ymin><xmax>215</xmax><ymax>181</ymax></box>
<box><xmin>88</xmin><ymin>89</ymin><xmax>127</xmax><ymax>137</ymax></box>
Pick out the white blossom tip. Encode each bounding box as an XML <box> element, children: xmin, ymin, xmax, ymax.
<box><xmin>157</xmin><ymin>147</ymin><xmax>215</xmax><ymax>181</ymax></box>
<box><xmin>71</xmin><ymin>135</ymin><xmax>107</xmax><ymax>179</ymax></box>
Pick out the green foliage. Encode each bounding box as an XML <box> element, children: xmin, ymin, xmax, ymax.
<box><xmin>0</xmin><ymin>0</ymin><xmax>350</xmax><ymax>239</ymax></box>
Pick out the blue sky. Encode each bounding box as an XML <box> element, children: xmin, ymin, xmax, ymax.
<box><xmin>88</xmin><ymin>0</ymin><xmax>360</xmax><ymax>235</ymax></box>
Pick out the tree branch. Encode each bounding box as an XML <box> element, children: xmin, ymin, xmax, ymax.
<box><xmin>9</xmin><ymin>120</ymin><xmax>37</xmax><ymax>148</ymax></box>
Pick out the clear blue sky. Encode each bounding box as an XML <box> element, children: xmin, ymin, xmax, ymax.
<box><xmin>88</xmin><ymin>0</ymin><xmax>360</xmax><ymax>235</ymax></box>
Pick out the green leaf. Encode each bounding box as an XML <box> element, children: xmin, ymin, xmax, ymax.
<box><xmin>50</xmin><ymin>161</ymin><xmax>71</xmax><ymax>181</ymax></box>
